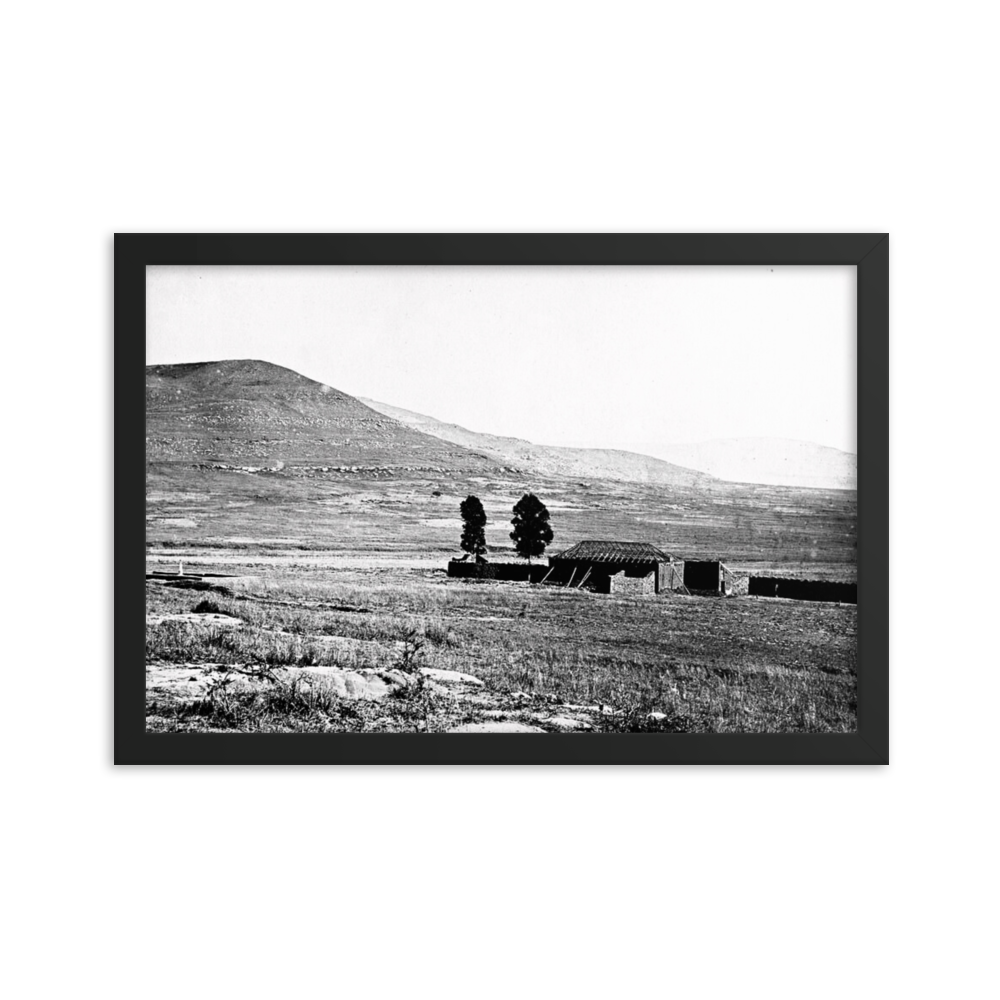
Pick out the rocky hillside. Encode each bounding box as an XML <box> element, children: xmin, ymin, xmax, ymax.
<box><xmin>146</xmin><ymin>360</ymin><xmax>504</xmax><ymax>474</ymax></box>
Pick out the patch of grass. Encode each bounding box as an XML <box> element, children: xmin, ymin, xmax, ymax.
<box><xmin>191</xmin><ymin>598</ymin><xmax>225</xmax><ymax>614</ymax></box>
<box><xmin>146</xmin><ymin>556</ymin><xmax>857</xmax><ymax>733</ymax></box>
<box><xmin>421</xmin><ymin>620</ymin><xmax>454</xmax><ymax>646</ymax></box>
<box><xmin>153</xmin><ymin>667</ymin><xmax>344</xmax><ymax>731</ymax></box>
<box><xmin>147</xmin><ymin>663</ymin><xmax>465</xmax><ymax>734</ymax></box>
<box><xmin>146</xmin><ymin>621</ymin><xmax>386</xmax><ymax>669</ymax></box>
<box><xmin>462</xmin><ymin>651</ymin><xmax>854</xmax><ymax>733</ymax></box>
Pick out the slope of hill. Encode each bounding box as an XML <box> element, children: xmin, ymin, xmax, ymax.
<box><xmin>358</xmin><ymin>398</ymin><xmax>713</xmax><ymax>487</ymax></box>
<box><xmin>146</xmin><ymin>360</ymin><xmax>503</xmax><ymax>473</ymax></box>
<box><xmin>650</xmin><ymin>438</ymin><xmax>857</xmax><ymax>490</ymax></box>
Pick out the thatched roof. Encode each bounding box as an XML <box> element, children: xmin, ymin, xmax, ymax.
<box><xmin>550</xmin><ymin>540</ymin><xmax>673</xmax><ymax>565</ymax></box>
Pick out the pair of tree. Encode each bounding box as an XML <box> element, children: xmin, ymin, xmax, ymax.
<box><xmin>459</xmin><ymin>493</ymin><xmax>553</xmax><ymax>563</ymax></box>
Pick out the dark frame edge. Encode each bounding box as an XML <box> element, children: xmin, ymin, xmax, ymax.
<box><xmin>118</xmin><ymin>234</ymin><xmax>889</xmax><ymax>765</ymax></box>
<box><xmin>856</xmin><ymin>235</ymin><xmax>889</xmax><ymax>762</ymax></box>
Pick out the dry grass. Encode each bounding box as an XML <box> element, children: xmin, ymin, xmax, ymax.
<box><xmin>146</xmin><ymin>560</ymin><xmax>856</xmax><ymax>733</ymax></box>
<box><xmin>146</xmin><ymin>467</ymin><xmax>857</xmax><ymax>573</ymax></box>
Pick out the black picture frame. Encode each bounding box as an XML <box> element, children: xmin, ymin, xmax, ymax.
<box><xmin>118</xmin><ymin>233</ymin><xmax>888</xmax><ymax>764</ymax></box>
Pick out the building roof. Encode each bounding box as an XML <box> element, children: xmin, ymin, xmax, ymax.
<box><xmin>550</xmin><ymin>540</ymin><xmax>673</xmax><ymax>565</ymax></box>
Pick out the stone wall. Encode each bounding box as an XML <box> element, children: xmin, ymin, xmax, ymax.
<box><xmin>748</xmin><ymin>577</ymin><xmax>857</xmax><ymax>603</ymax></box>
<box><xmin>610</xmin><ymin>570</ymin><xmax>655</xmax><ymax>596</ymax></box>
<box><xmin>447</xmin><ymin>561</ymin><xmax>550</xmax><ymax>582</ymax></box>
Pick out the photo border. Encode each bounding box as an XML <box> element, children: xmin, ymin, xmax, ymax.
<box><xmin>117</xmin><ymin>233</ymin><xmax>888</xmax><ymax>764</ymax></box>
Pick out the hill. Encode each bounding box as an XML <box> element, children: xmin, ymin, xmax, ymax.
<box><xmin>357</xmin><ymin>397</ymin><xmax>713</xmax><ymax>487</ymax></box>
<box><xmin>362</xmin><ymin>397</ymin><xmax>855</xmax><ymax>491</ymax></box>
<box><xmin>146</xmin><ymin>360</ymin><xmax>504</xmax><ymax>474</ymax></box>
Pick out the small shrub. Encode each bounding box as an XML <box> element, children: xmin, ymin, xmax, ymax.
<box><xmin>192</xmin><ymin>599</ymin><xmax>225</xmax><ymax>615</ymax></box>
<box><xmin>184</xmin><ymin>667</ymin><xmax>344</xmax><ymax>728</ymax></box>
<box><xmin>421</xmin><ymin>621</ymin><xmax>452</xmax><ymax>646</ymax></box>
<box><xmin>389</xmin><ymin>631</ymin><xmax>441</xmax><ymax>731</ymax></box>
<box><xmin>397</xmin><ymin>628</ymin><xmax>426</xmax><ymax>674</ymax></box>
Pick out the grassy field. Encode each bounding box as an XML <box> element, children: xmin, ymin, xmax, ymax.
<box><xmin>147</xmin><ymin>466</ymin><xmax>857</xmax><ymax>574</ymax></box>
<box><xmin>145</xmin><ymin>467</ymin><xmax>856</xmax><ymax>733</ymax></box>
<box><xmin>145</xmin><ymin>554</ymin><xmax>856</xmax><ymax>734</ymax></box>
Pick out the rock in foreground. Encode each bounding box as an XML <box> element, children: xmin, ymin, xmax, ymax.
<box><xmin>446</xmin><ymin>722</ymin><xmax>545</xmax><ymax>734</ymax></box>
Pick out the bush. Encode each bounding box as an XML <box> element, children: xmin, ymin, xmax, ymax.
<box><xmin>192</xmin><ymin>599</ymin><xmax>225</xmax><ymax>614</ymax></box>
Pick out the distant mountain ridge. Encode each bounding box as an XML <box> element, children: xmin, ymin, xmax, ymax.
<box><xmin>651</xmin><ymin>438</ymin><xmax>857</xmax><ymax>490</ymax></box>
<box><xmin>361</xmin><ymin>398</ymin><xmax>856</xmax><ymax>491</ymax></box>
<box><xmin>358</xmin><ymin>398</ymin><xmax>713</xmax><ymax>487</ymax></box>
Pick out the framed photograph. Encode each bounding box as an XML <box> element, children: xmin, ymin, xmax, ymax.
<box><xmin>117</xmin><ymin>234</ymin><xmax>888</xmax><ymax>764</ymax></box>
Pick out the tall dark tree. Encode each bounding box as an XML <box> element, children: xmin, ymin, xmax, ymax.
<box><xmin>509</xmin><ymin>493</ymin><xmax>553</xmax><ymax>563</ymax></box>
<box><xmin>459</xmin><ymin>495</ymin><xmax>488</xmax><ymax>560</ymax></box>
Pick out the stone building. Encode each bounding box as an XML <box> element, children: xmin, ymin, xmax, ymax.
<box><xmin>547</xmin><ymin>540</ymin><xmax>684</xmax><ymax>595</ymax></box>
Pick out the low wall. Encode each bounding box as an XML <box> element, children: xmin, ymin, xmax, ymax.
<box><xmin>447</xmin><ymin>561</ymin><xmax>551</xmax><ymax>583</ymax></box>
<box><xmin>748</xmin><ymin>577</ymin><xmax>857</xmax><ymax>604</ymax></box>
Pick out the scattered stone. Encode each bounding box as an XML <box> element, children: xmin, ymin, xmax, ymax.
<box><xmin>146</xmin><ymin>613</ymin><xmax>242</xmax><ymax>628</ymax></box>
<box><xmin>147</xmin><ymin>662</ymin><xmax>401</xmax><ymax>702</ymax></box>
<box><xmin>145</xmin><ymin>663</ymin><xmax>250</xmax><ymax>698</ymax></box>
<box><xmin>419</xmin><ymin>667</ymin><xmax>484</xmax><ymax>686</ymax></box>
<box><xmin>379</xmin><ymin>669</ymin><xmax>415</xmax><ymax>689</ymax></box>
<box><xmin>291</xmin><ymin>667</ymin><xmax>392</xmax><ymax>700</ymax></box>
<box><xmin>540</xmin><ymin>716</ymin><xmax>593</xmax><ymax>731</ymax></box>
<box><xmin>446</xmin><ymin>722</ymin><xmax>545</xmax><ymax>733</ymax></box>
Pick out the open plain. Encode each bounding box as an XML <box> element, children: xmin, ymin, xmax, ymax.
<box><xmin>146</xmin><ymin>469</ymin><xmax>856</xmax><ymax>734</ymax></box>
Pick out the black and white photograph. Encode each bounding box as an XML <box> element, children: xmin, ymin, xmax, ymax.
<box><xmin>145</xmin><ymin>262</ymin><xmax>858</xmax><ymax>735</ymax></box>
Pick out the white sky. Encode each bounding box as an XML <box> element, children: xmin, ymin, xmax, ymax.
<box><xmin>147</xmin><ymin>265</ymin><xmax>857</xmax><ymax>455</ymax></box>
